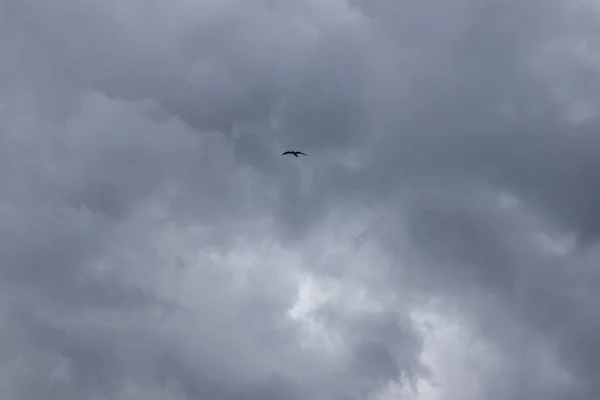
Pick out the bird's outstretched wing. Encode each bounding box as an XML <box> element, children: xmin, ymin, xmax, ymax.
<box><xmin>282</xmin><ymin>151</ymin><xmax>293</xmax><ymax>156</ymax></box>
<box><xmin>296</xmin><ymin>151</ymin><xmax>308</xmax><ymax>156</ymax></box>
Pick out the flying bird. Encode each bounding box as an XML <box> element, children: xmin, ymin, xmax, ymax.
<box><xmin>282</xmin><ymin>151</ymin><xmax>307</xmax><ymax>157</ymax></box>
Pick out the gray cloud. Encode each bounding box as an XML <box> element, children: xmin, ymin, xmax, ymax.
<box><xmin>2</xmin><ymin>0</ymin><xmax>600</xmax><ymax>399</ymax></box>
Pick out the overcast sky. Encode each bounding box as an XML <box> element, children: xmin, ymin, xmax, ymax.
<box><xmin>2</xmin><ymin>0</ymin><xmax>600</xmax><ymax>399</ymax></box>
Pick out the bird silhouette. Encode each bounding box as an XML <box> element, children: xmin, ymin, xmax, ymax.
<box><xmin>282</xmin><ymin>151</ymin><xmax>307</xmax><ymax>157</ymax></box>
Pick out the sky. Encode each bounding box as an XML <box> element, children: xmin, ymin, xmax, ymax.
<box><xmin>1</xmin><ymin>0</ymin><xmax>600</xmax><ymax>399</ymax></box>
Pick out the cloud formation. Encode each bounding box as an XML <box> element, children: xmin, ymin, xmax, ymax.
<box><xmin>2</xmin><ymin>0</ymin><xmax>600</xmax><ymax>398</ymax></box>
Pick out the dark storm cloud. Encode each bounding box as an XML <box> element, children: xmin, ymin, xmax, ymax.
<box><xmin>3</xmin><ymin>0</ymin><xmax>600</xmax><ymax>399</ymax></box>
<box><xmin>334</xmin><ymin>1</ymin><xmax>600</xmax><ymax>398</ymax></box>
<box><xmin>350</xmin><ymin>1</ymin><xmax>600</xmax><ymax>396</ymax></box>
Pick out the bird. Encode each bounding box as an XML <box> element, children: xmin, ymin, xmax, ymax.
<box><xmin>282</xmin><ymin>150</ymin><xmax>307</xmax><ymax>157</ymax></box>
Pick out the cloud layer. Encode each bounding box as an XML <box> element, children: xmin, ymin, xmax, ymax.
<box><xmin>2</xmin><ymin>0</ymin><xmax>600</xmax><ymax>399</ymax></box>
